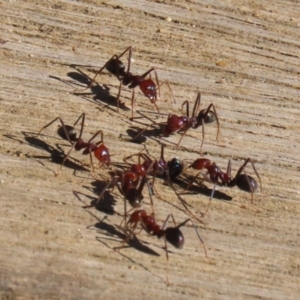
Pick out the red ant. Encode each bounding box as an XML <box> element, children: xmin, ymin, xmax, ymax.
<box><xmin>120</xmin><ymin>209</ymin><xmax>208</xmax><ymax>285</ymax></box>
<box><xmin>96</xmin><ymin>161</ymin><xmax>155</xmax><ymax>224</ymax></box>
<box><xmin>74</xmin><ymin>46</ymin><xmax>171</xmax><ymax>118</ymax></box>
<box><xmin>123</xmin><ymin>144</ymin><xmax>205</xmax><ymax>223</ymax></box>
<box><xmin>131</xmin><ymin>92</ymin><xmax>219</xmax><ymax>152</ymax></box>
<box><xmin>36</xmin><ymin>113</ymin><xmax>111</xmax><ymax>175</ymax></box>
<box><xmin>186</xmin><ymin>157</ymin><xmax>262</xmax><ymax>212</ymax></box>
<box><xmin>163</xmin><ymin>92</ymin><xmax>219</xmax><ymax>152</ymax></box>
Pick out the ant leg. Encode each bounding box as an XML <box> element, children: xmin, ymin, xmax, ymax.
<box><xmin>73</xmin><ymin>55</ymin><xmax>117</xmax><ymax>94</ymax></box>
<box><xmin>153</xmin><ymin>101</ymin><xmax>160</xmax><ymax>117</ymax></box>
<box><xmin>157</xmin><ymin>216</ymin><xmax>171</xmax><ymax>286</ymax></box>
<box><xmin>165</xmin><ymin>170</ymin><xmax>206</xmax><ymax>223</ymax></box>
<box><xmin>145</xmin><ymin>178</ymin><xmax>155</xmax><ymax>213</ymax></box>
<box><xmin>152</xmin><ymin>68</ymin><xmax>160</xmax><ymax>99</ymax></box>
<box><xmin>210</xmin><ymin>104</ymin><xmax>220</xmax><ymax>141</ymax></box>
<box><xmin>161</xmin><ymin>213</ymin><xmax>175</xmax><ymax>229</ymax></box>
<box><xmin>184</xmin><ymin>171</ymin><xmax>205</xmax><ymax>192</ymax></box>
<box><xmin>201</xmin><ymin>183</ymin><xmax>217</xmax><ymax>216</ymax></box>
<box><xmin>179</xmin><ymin>218</ymin><xmax>208</xmax><ymax>258</ymax></box>
<box><xmin>248</xmin><ymin>159</ymin><xmax>262</xmax><ymax>193</ymax></box>
<box><xmin>164</xmin><ymin>237</ymin><xmax>170</xmax><ymax>286</ymax></box>
<box><xmin>131</xmin><ymin>110</ymin><xmax>162</xmax><ymax>140</ymax></box>
<box><xmin>116</xmin><ymin>46</ymin><xmax>133</xmax><ymax>73</ymax></box>
<box><xmin>36</xmin><ymin>117</ymin><xmax>74</xmax><ymax>144</ymax></box>
<box><xmin>86</xmin><ymin>130</ymin><xmax>104</xmax><ymax>145</ymax></box>
<box><xmin>176</xmin><ymin>128</ymin><xmax>189</xmax><ymax>150</ymax></box>
<box><xmin>226</xmin><ymin>158</ymin><xmax>232</xmax><ymax>175</ymax></box>
<box><xmin>72</xmin><ymin>113</ymin><xmax>86</xmax><ymax>140</ymax></box>
<box><xmin>123</xmin><ymin>152</ymin><xmax>150</xmax><ymax>166</ymax></box>
<box><xmin>243</xmin><ymin>167</ymin><xmax>254</xmax><ymax>204</ymax></box>
<box><xmin>56</xmin><ymin>142</ymin><xmax>77</xmax><ymax>176</ymax></box>
<box><xmin>158</xmin><ymin>81</ymin><xmax>176</xmax><ymax>104</ymax></box>
<box><xmin>97</xmin><ymin>178</ymin><xmax>115</xmax><ymax>204</ymax></box>
<box><xmin>200</xmin><ymin>103</ymin><xmax>220</xmax><ymax>139</ymax></box>
<box><xmin>119</xmin><ymin>173</ymin><xmax>130</xmax><ymax>227</ymax></box>
<box><xmin>115</xmin><ymin>80</ymin><xmax>123</xmax><ymax>113</ymax></box>
<box><xmin>131</xmin><ymin>88</ymin><xmax>136</xmax><ymax>119</ymax></box>
<box><xmin>192</xmin><ymin>92</ymin><xmax>201</xmax><ymax>117</ymax></box>
<box><xmin>124</xmin><ymin>192</ymin><xmax>128</xmax><ymax>231</ymax></box>
<box><xmin>181</xmin><ymin>100</ymin><xmax>190</xmax><ymax>117</ymax></box>
<box><xmin>200</xmin><ymin>118</ymin><xmax>205</xmax><ymax>154</ymax></box>
<box><xmin>184</xmin><ymin>165</ymin><xmax>214</xmax><ymax>216</ymax></box>
<box><xmin>140</xmin><ymin>67</ymin><xmax>155</xmax><ymax>79</ymax></box>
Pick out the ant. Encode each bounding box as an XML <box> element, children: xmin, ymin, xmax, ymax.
<box><xmin>163</xmin><ymin>92</ymin><xmax>219</xmax><ymax>152</ymax></box>
<box><xmin>74</xmin><ymin>46</ymin><xmax>171</xmax><ymax>118</ymax></box>
<box><xmin>96</xmin><ymin>161</ymin><xmax>155</xmax><ymax>225</ymax></box>
<box><xmin>186</xmin><ymin>157</ymin><xmax>262</xmax><ymax>212</ymax></box>
<box><xmin>123</xmin><ymin>144</ymin><xmax>205</xmax><ymax>223</ymax></box>
<box><xmin>120</xmin><ymin>209</ymin><xmax>208</xmax><ymax>285</ymax></box>
<box><xmin>123</xmin><ymin>144</ymin><xmax>182</xmax><ymax>184</ymax></box>
<box><xmin>131</xmin><ymin>92</ymin><xmax>219</xmax><ymax>152</ymax></box>
<box><xmin>36</xmin><ymin>113</ymin><xmax>111</xmax><ymax>175</ymax></box>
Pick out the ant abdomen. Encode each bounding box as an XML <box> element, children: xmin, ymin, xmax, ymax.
<box><xmin>236</xmin><ymin>174</ymin><xmax>258</xmax><ymax>193</ymax></box>
<box><xmin>106</xmin><ymin>58</ymin><xmax>125</xmax><ymax>78</ymax></box>
<box><xmin>57</xmin><ymin>125</ymin><xmax>77</xmax><ymax>142</ymax></box>
<box><xmin>126</xmin><ymin>189</ymin><xmax>144</xmax><ymax>208</ymax></box>
<box><xmin>167</xmin><ymin>158</ymin><xmax>183</xmax><ymax>180</ymax></box>
<box><xmin>203</xmin><ymin>110</ymin><xmax>216</xmax><ymax>124</ymax></box>
<box><xmin>165</xmin><ymin>227</ymin><xmax>184</xmax><ymax>249</ymax></box>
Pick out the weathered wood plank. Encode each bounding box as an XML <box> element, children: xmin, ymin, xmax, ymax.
<box><xmin>0</xmin><ymin>0</ymin><xmax>299</xmax><ymax>299</ymax></box>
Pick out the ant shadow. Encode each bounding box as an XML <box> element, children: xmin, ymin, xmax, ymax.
<box><xmin>79</xmin><ymin>182</ymin><xmax>117</xmax><ymax>215</ymax></box>
<box><xmin>73</xmin><ymin>191</ymin><xmax>160</xmax><ymax>257</ymax></box>
<box><xmin>16</xmin><ymin>131</ymin><xmax>88</xmax><ymax>173</ymax></box>
<box><xmin>124</xmin><ymin>110</ymin><xmax>166</xmax><ymax>143</ymax></box>
<box><xmin>67</xmin><ymin>65</ymin><xmax>130</xmax><ymax>111</ymax></box>
<box><xmin>121</xmin><ymin>111</ymin><xmax>193</xmax><ymax>151</ymax></box>
<box><xmin>176</xmin><ymin>174</ymin><xmax>232</xmax><ymax>202</ymax></box>
<box><xmin>95</xmin><ymin>235</ymin><xmax>165</xmax><ymax>283</ymax></box>
<box><xmin>48</xmin><ymin>69</ymin><xmax>129</xmax><ymax>114</ymax></box>
<box><xmin>122</xmin><ymin>126</ymin><xmax>162</xmax><ymax>145</ymax></box>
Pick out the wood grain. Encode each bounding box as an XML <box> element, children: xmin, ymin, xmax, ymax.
<box><xmin>0</xmin><ymin>0</ymin><xmax>299</xmax><ymax>299</ymax></box>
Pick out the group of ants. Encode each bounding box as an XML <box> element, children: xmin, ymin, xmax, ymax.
<box><xmin>37</xmin><ymin>46</ymin><xmax>262</xmax><ymax>285</ymax></box>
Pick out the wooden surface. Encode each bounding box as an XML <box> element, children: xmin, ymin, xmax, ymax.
<box><xmin>0</xmin><ymin>0</ymin><xmax>300</xmax><ymax>299</ymax></box>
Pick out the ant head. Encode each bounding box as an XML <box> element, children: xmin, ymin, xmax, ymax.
<box><xmin>165</xmin><ymin>227</ymin><xmax>184</xmax><ymax>249</ymax></box>
<box><xmin>126</xmin><ymin>188</ymin><xmax>144</xmax><ymax>208</ymax></box>
<box><xmin>139</xmin><ymin>79</ymin><xmax>157</xmax><ymax>102</ymax></box>
<box><xmin>167</xmin><ymin>158</ymin><xmax>183</xmax><ymax>180</ymax></box>
<box><xmin>94</xmin><ymin>144</ymin><xmax>111</xmax><ymax>166</ymax></box>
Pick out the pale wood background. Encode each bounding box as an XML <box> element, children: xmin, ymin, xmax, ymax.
<box><xmin>0</xmin><ymin>0</ymin><xmax>300</xmax><ymax>299</ymax></box>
